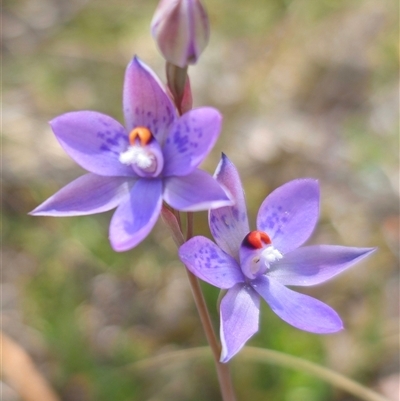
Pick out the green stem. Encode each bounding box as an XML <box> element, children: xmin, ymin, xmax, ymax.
<box><xmin>184</xmin><ymin>212</ymin><xmax>236</xmax><ymax>401</ymax></box>
<box><xmin>184</xmin><ymin>269</ymin><xmax>237</xmax><ymax>401</ymax></box>
<box><xmin>129</xmin><ymin>346</ymin><xmax>389</xmax><ymax>401</ymax></box>
<box><xmin>242</xmin><ymin>347</ymin><xmax>388</xmax><ymax>401</ymax></box>
<box><xmin>166</xmin><ymin>62</ymin><xmax>188</xmax><ymax>115</ymax></box>
<box><xmin>161</xmin><ymin>208</ymin><xmax>236</xmax><ymax>401</ymax></box>
<box><xmin>186</xmin><ymin>211</ymin><xmax>194</xmax><ymax>240</ymax></box>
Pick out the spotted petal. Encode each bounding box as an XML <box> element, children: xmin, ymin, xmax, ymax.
<box><xmin>123</xmin><ymin>56</ymin><xmax>177</xmax><ymax>145</ymax></box>
<box><xmin>269</xmin><ymin>245</ymin><xmax>376</xmax><ymax>286</ymax></box>
<box><xmin>109</xmin><ymin>178</ymin><xmax>163</xmax><ymax>251</ymax></box>
<box><xmin>257</xmin><ymin>179</ymin><xmax>319</xmax><ymax>254</ymax></box>
<box><xmin>179</xmin><ymin>237</ymin><xmax>245</xmax><ymax>288</ymax></box>
<box><xmin>30</xmin><ymin>174</ymin><xmax>133</xmax><ymax>216</ymax></box>
<box><xmin>50</xmin><ymin>111</ymin><xmax>134</xmax><ymax>177</ymax></box>
<box><xmin>209</xmin><ymin>154</ymin><xmax>249</xmax><ymax>261</ymax></box>
<box><xmin>252</xmin><ymin>276</ymin><xmax>343</xmax><ymax>333</ymax></box>
<box><xmin>162</xmin><ymin>107</ymin><xmax>222</xmax><ymax>176</ymax></box>
<box><xmin>220</xmin><ymin>284</ymin><xmax>260</xmax><ymax>363</ymax></box>
<box><xmin>163</xmin><ymin>169</ymin><xmax>232</xmax><ymax>212</ymax></box>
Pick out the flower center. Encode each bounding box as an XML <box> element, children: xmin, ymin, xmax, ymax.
<box><xmin>119</xmin><ymin>127</ymin><xmax>164</xmax><ymax>177</ymax></box>
<box><xmin>240</xmin><ymin>230</ymin><xmax>283</xmax><ymax>280</ymax></box>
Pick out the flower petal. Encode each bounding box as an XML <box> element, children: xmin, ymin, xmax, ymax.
<box><xmin>269</xmin><ymin>245</ymin><xmax>376</xmax><ymax>286</ymax></box>
<box><xmin>109</xmin><ymin>178</ymin><xmax>162</xmax><ymax>251</ymax></box>
<box><xmin>179</xmin><ymin>237</ymin><xmax>245</xmax><ymax>288</ymax></box>
<box><xmin>252</xmin><ymin>276</ymin><xmax>343</xmax><ymax>333</ymax></box>
<box><xmin>30</xmin><ymin>174</ymin><xmax>133</xmax><ymax>216</ymax></box>
<box><xmin>123</xmin><ymin>56</ymin><xmax>177</xmax><ymax>146</ymax></box>
<box><xmin>163</xmin><ymin>169</ymin><xmax>232</xmax><ymax>212</ymax></box>
<box><xmin>209</xmin><ymin>154</ymin><xmax>250</xmax><ymax>260</ymax></box>
<box><xmin>220</xmin><ymin>284</ymin><xmax>260</xmax><ymax>363</ymax></box>
<box><xmin>162</xmin><ymin>107</ymin><xmax>222</xmax><ymax>176</ymax></box>
<box><xmin>50</xmin><ymin>111</ymin><xmax>134</xmax><ymax>177</ymax></box>
<box><xmin>257</xmin><ymin>179</ymin><xmax>319</xmax><ymax>254</ymax></box>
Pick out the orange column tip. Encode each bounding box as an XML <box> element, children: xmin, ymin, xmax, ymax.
<box><xmin>129</xmin><ymin>127</ymin><xmax>153</xmax><ymax>146</ymax></box>
<box><xmin>246</xmin><ymin>230</ymin><xmax>272</xmax><ymax>249</ymax></box>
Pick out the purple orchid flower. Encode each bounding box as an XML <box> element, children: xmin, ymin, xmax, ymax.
<box><xmin>151</xmin><ymin>0</ymin><xmax>210</xmax><ymax>68</ymax></box>
<box><xmin>179</xmin><ymin>154</ymin><xmax>375</xmax><ymax>362</ymax></box>
<box><xmin>30</xmin><ymin>56</ymin><xmax>231</xmax><ymax>251</ymax></box>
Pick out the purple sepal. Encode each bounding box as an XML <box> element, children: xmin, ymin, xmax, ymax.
<box><xmin>209</xmin><ymin>154</ymin><xmax>249</xmax><ymax>261</ymax></box>
<box><xmin>252</xmin><ymin>275</ymin><xmax>343</xmax><ymax>333</ymax></box>
<box><xmin>123</xmin><ymin>56</ymin><xmax>177</xmax><ymax>145</ymax></box>
<box><xmin>257</xmin><ymin>179</ymin><xmax>319</xmax><ymax>254</ymax></box>
<box><xmin>109</xmin><ymin>178</ymin><xmax>162</xmax><ymax>251</ymax></box>
<box><xmin>220</xmin><ymin>284</ymin><xmax>260</xmax><ymax>363</ymax></box>
<box><xmin>163</xmin><ymin>169</ymin><xmax>232</xmax><ymax>212</ymax></box>
<box><xmin>30</xmin><ymin>174</ymin><xmax>133</xmax><ymax>216</ymax></box>
<box><xmin>50</xmin><ymin>111</ymin><xmax>134</xmax><ymax>177</ymax></box>
<box><xmin>179</xmin><ymin>237</ymin><xmax>245</xmax><ymax>288</ymax></box>
<box><xmin>162</xmin><ymin>107</ymin><xmax>222</xmax><ymax>176</ymax></box>
<box><xmin>269</xmin><ymin>245</ymin><xmax>376</xmax><ymax>286</ymax></box>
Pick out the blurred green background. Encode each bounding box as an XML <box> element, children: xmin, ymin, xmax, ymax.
<box><xmin>3</xmin><ymin>0</ymin><xmax>399</xmax><ymax>400</ymax></box>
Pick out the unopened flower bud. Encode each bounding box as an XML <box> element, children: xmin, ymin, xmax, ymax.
<box><xmin>151</xmin><ymin>0</ymin><xmax>210</xmax><ymax>68</ymax></box>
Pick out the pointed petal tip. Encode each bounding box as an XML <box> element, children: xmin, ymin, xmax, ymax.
<box><xmin>219</xmin><ymin>352</ymin><xmax>230</xmax><ymax>364</ymax></box>
<box><xmin>366</xmin><ymin>246</ymin><xmax>378</xmax><ymax>254</ymax></box>
<box><xmin>127</xmin><ymin>55</ymin><xmax>143</xmax><ymax>71</ymax></box>
<box><xmin>219</xmin><ymin>333</ymin><xmax>243</xmax><ymax>363</ymax></box>
<box><xmin>215</xmin><ymin>153</ymin><xmax>233</xmax><ymax>176</ymax></box>
<box><xmin>355</xmin><ymin>246</ymin><xmax>377</xmax><ymax>260</ymax></box>
<box><xmin>48</xmin><ymin>115</ymin><xmax>63</xmax><ymax>129</ymax></box>
<box><xmin>131</xmin><ymin>54</ymin><xmax>142</xmax><ymax>66</ymax></box>
<box><xmin>28</xmin><ymin>205</ymin><xmax>60</xmax><ymax>217</ymax></box>
<box><xmin>28</xmin><ymin>208</ymin><xmax>41</xmax><ymax>216</ymax></box>
<box><xmin>221</xmin><ymin>152</ymin><xmax>229</xmax><ymax>162</ymax></box>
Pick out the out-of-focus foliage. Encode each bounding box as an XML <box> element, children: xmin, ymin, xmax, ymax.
<box><xmin>3</xmin><ymin>0</ymin><xmax>398</xmax><ymax>400</ymax></box>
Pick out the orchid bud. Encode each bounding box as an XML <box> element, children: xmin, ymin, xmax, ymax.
<box><xmin>151</xmin><ymin>0</ymin><xmax>210</xmax><ymax>68</ymax></box>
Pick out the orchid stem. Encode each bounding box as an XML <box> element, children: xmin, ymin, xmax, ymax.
<box><xmin>164</xmin><ymin>63</ymin><xmax>237</xmax><ymax>400</ymax></box>
<box><xmin>166</xmin><ymin>63</ymin><xmax>188</xmax><ymax>115</ymax></box>
<box><xmin>186</xmin><ymin>211</ymin><xmax>194</xmax><ymax>240</ymax></box>
<box><xmin>162</xmin><ymin>208</ymin><xmax>237</xmax><ymax>401</ymax></box>
<box><xmin>184</xmin><ymin>269</ymin><xmax>237</xmax><ymax>401</ymax></box>
<box><xmin>184</xmin><ymin>212</ymin><xmax>236</xmax><ymax>400</ymax></box>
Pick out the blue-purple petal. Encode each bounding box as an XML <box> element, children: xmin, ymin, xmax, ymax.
<box><xmin>109</xmin><ymin>178</ymin><xmax>163</xmax><ymax>251</ymax></box>
<box><xmin>179</xmin><ymin>237</ymin><xmax>245</xmax><ymax>288</ymax></box>
<box><xmin>269</xmin><ymin>245</ymin><xmax>376</xmax><ymax>286</ymax></box>
<box><xmin>252</xmin><ymin>276</ymin><xmax>343</xmax><ymax>333</ymax></box>
<box><xmin>123</xmin><ymin>56</ymin><xmax>177</xmax><ymax>145</ymax></box>
<box><xmin>257</xmin><ymin>179</ymin><xmax>320</xmax><ymax>254</ymax></box>
<box><xmin>220</xmin><ymin>284</ymin><xmax>260</xmax><ymax>363</ymax></box>
<box><xmin>162</xmin><ymin>107</ymin><xmax>222</xmax><ymax>176</ymax></box>
<box><xmin>50</xmin><ymin>111</ymin><xmax>134</xmax><ymax>177</ymax></box>
<box><xmin>163</xmin><ymin>169</ymin><xmax>232</xmax><ymax>212</ymax></box>
<box><xmin>209</xmin><ymin>154</ymin><xmax>250</xmax><ymax>260</ymax></box>
<box><xmin>30</xmin><ymin>174</ymin><xmax>133</xmax><ymax>216</ymax></box>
